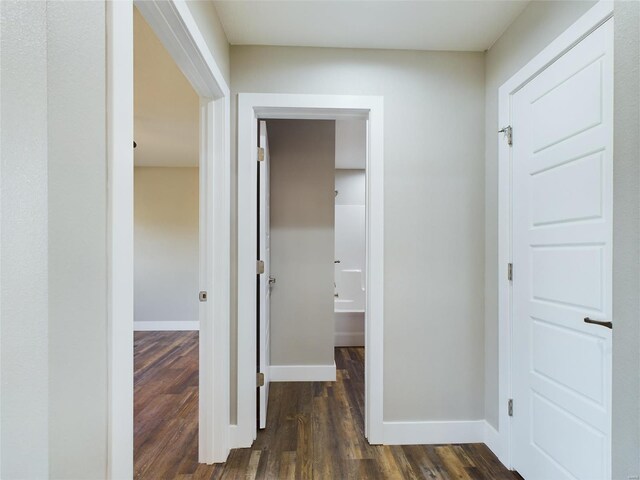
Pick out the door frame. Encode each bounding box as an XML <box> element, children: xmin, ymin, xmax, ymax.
<box><xmin>496</xmin><ymin>0</ymin><xmax>614</xmax><ymax>469</ymax></box>
<box><xmin>235</xmin><ymin>93</ymin><xmax>384</xmax><ymax>447</ymax></box>
<box><xmin>106</xmin><ymin>1</ymin><xmax>231</xmax><ymax>477</ymax></box>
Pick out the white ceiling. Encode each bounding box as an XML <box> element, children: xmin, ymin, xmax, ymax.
<box><xmin>134</xmin><ymin>8</ymin><xmax>199</xmax><ymax>167</ymax></box>
<box><xmin>213</xmin><ymin>1</ymin><xmax>530</xmax><ymax>52</ymax></box>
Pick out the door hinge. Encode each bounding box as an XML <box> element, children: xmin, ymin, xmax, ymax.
<box><xmin>508</xmin><ymin>263</ymin><xmax>513</xmax><ymax>281</ymax></box>
<box><xmin>257</xmin><ymin>260</ymin><xmax>265</xmax><ymax>274</ymax></box>
<box><xmin>499</xmin><ymin>125</ymin><xmax>513</xmax><ymax>146</ymax></box>
<box><xmin>257</xmin><ymin>372</ymin><xmax>265</xmax><ymax>387</ymax></box>
<box><xmin>199</xmin><ymin>291</ymin><xmax>208</xmax><ymax>302</ymax></box>
<box><xmin>258</xmin><ymin>147</ymin><xmax>265</xmax><ymax>162</ymax></box>
<box><xmin>508</xmin><ymin>398</ymin><xmax>514</xmax><ymax>417</ymax></box>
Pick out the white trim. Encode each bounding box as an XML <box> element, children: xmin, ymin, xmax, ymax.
<box><xmin>106</xmin><ymin>3</ymin><xmax>134</xmax><ymax>478</ymax></box>
<box><xmin>269</xmin><ymin>363</ymin><xmax>337</xmax><ymax>382</ymax></box>
<box><xmin>382</xmin><ymin>420</ymin><xmax>486</xmax><ymax>445</ymax></box>
<box><xmin>237</xmin><ymin>93</ymin><xmax>384</xmax><ymax>448</ymax></box>
<box><xmin>496</xmin><ymin>0</ymin><xmax>613</xmax><ymax>470</ymax></box>
<box><xmin>108</xmin><ymin>0</ymin><xmax>231</xmax><ymax>475</ymax></box>
<box><xmin>335</xmin><ymin>333</ymin><xmax>365</xmax><ymax>347</ymax></box>
<box><xmin>134</xmin><ymin>0</ymin><xmax>229</xmax><ymax>98</ymax></box>
<box><xmin>228</xmin><ymin>425</ymin><xmax>242</xmax><ymax>449</ymax></box>
<box><xmin>483</xmin><ymin>422</ymin><xmax>504</xmax><ymax>461</ymax></box>
<box><xmin>133</xmin><ymin>321</ymin><xmax>199</xmax><ymax>331</ymax></box>
<box><xmin>379</xmin><ymin>420</ymin><xmax>504</xmax><ymax>454</ymax></box>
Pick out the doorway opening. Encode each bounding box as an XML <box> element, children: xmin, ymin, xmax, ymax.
<box><xmin>132</xmin><ymin>7</ymin><xmax>201</xmax><ymax>477</ymax></box>
<box><xmin>255</xmin><ymin>118</ymin><xmax>367</xmax><ymax>426</ymax></box>
<box><xmin>236</xmin><ymin>94</ymin><xmax>384</xmax><ymax>448</ymax></box>
<box><xmin>108</xmin><ymin>1</ymin><xmax>230</xmax><ymax>475</ymax></box>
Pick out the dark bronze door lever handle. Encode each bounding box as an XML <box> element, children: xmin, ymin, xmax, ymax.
<box><xmin>584</xmin><ymin>317</ymin><xmax>612</xmax><ymax>329</ymax></box>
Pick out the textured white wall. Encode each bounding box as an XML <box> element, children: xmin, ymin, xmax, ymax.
<box><xmin>134</xmin><ymin>167</ymin><xmax>199</xmax><ymax>327</ymax></box>
<box><xmin>268</xmin><ymin>120</ymin><xmax>336</xmax><ymax>367</ymax></box>
<box><xmin>335</xmin><ymin>119</ymin><xmax>366</xmax><ymax>169</ymax></box>
<box><xmin>231</xmin><ymin>46</ymin><xmax>485</xmax><ymax>422</ymax></box>
<box><xmin>483</xmin><ymin>0</ymin><xmax>596</xmax><ymax>429</ymax></box>
<box><xmin>47</xmin><ymin>1</ymin><xmax>108</xmax><ymax>478</ymax></box>
<box><xmin>611</xmin><ymin>2</ymin><xmax>640</xmax><ymax>477</ymax></box>
<box><xmin>0</xmin><ymin>2</ymin><xmax>50</xmax><ymax>477</ymax></box>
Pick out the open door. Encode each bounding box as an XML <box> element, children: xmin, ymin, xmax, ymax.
<box><xmin>257</xmin><ymin>120</ymin><xmax>271</xmax><ymax>429</ymax></box>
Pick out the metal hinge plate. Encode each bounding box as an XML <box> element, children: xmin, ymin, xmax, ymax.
<box><xmin>508</xmin><ymin>263</ymin><xmax>513</xmax><ymax>281</ymax></box>
<box><xmin>199</xmin><ymin>291</ymin><xmax>208</xmax><ymax>302</ymax></box>
<box><xmin>257</xmin><ymin>260</ymin><xmax>265</xmax><ymax>274</ymax></box>
<box><xmin>508</xmin><ymin>398</ymin><xmax>513</xmax><ymax>417</ymax></box>
<box><xmin>257</xmin><ymin>372</ymin><xmax>265</xmax><ymax>387</ymax></box>
<box><xmin>258</xmin><ymin>147</ymin><xmax>265</xmax><ymax>162</ymax></box>
<box><xmin>499</xmin><ymin>125</ymin><xmax>513</xmax><ymax>146</ymax></box>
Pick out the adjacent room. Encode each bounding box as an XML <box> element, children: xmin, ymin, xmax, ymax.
<box><xmin>132</xmin><ymin>7</ymin><xmax>201</xmax><ymax>478</ymax></box>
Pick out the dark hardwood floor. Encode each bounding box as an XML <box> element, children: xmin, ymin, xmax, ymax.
<box><xmin>135</xmin><ymin>331</ymin><xmax>519</xmax><ymax>479</ymax></box>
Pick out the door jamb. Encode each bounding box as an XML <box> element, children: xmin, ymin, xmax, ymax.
<box><xmin>235</xmin><ymin>93</ymin><xmax>384</xmax><ymax>447</ymax></box>
<box><xmin>106</xmin><ymin>1</ymin><xmax>231</xmax><ymax>477</ymax></box>
<box><xmin>496</xmin><ymin>0</ymin><xmax>613</xmax><ymax>469</ymax></box>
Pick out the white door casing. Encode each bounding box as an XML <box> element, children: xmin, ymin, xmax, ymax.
<box><xmin>236</xmin><ymin>94</ymin><xmax>384</xmax><ymax>447</ymax></box>
<box><xmin>107</xmin><ymin>1</ymin><xmax>231</xmax><ymax>475</ymax></box>
<box><xmin>511</xmin><ymin>18</ymin><xmax>613</xmax><ymax>480</ymax></box>
<box><xmin>258</xmin><ymin>121</ymin><xmax>271</xmax><ymax>429</ymax></box>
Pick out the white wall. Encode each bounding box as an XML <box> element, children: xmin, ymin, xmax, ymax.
<box><xmin>47</xmin><ymin>2</ymin><xmax>109</xmax><ymax>478</ymax></box>
<box><xmin>611</xmin><ymin>2</ymin><xmax>640</xmax><ymax>477</ymax></box>
<box><xmin>483</xmin><ymin>0</ymin><xmax>596</xmax><ymax>429</ymax></box>
<box><xmin>335</xmin><ymin>119</ymin><xmax>366</xmax><ymax>169</ymax></box>
<box><xmin>232</xmin><ymin>46</ymin><xmax>485</xmax><ymax>423</ymax></box>
<box><xmin>268</xmin><ymin>120</ymin><xmax>336</xmax><ymax>368</ymax></box>
<box><xmin>1</xmin><ymin>1</ymin><xmax>109</xmax><ymax>478</ymax></box>
<box><xmin>134</xmin><ymin>167</ymin><xmax>199</xmax><ymax>330</ymax></box>
<box><xmin>0</xmin><ymin>2</ymin><xmax>50</xmax><ymax>477</ymax></box>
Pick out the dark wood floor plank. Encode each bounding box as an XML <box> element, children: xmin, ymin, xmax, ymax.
<box><xmin>135</xmin><ymin>334</ymin><xmax>519</xmax><ymax>479</ymax></box>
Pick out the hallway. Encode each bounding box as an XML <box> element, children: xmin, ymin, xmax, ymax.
<box><xmin>135</xmin><ymin>332</ymin><xmax>518</xmax><ymax>479</ymax></box>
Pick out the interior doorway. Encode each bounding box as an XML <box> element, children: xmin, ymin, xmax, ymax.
<box><xmin>132</xmin><ymin>7</ymin><xmax>201</xmax><ymax>477</ymax></box>
<box><xmin>107</xmin><ymin>1</ymin><xmax>231</xmax><ymax>475</ymax></box>
<box><xmin>255</xmin><ymin>116</ymin><xmax>368</xmax><ymax>444</ymax></box>
<box><xmin>236</xmin><ymin>94</ymin><xmax>384</xmax><ymax>448</ymax></box>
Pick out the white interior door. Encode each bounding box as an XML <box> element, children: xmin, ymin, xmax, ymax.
<box><xmin>511</xmin><ymin>19</ymin><xmax>613</xmax><ymax>480</ymax></box>
<box><xmin>258</xmin><ymin>120</ymin><xmax>271</xmax><ymax>429</ymax></box>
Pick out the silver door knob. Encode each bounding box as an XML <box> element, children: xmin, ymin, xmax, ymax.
<box><xmin>268</xmin><ymin>276</ymin><xmax>276</xmax><ymax>285</ymax></box>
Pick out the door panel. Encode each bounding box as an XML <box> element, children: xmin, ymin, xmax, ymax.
<box><xmin>511</xmin><ymin>19</ymin><xmax>612</xmax><ymax>480</ymax></box>
<box><xmin>258</xmin><ymin>120</ymin><xmax>271</xmax><ymax>429</ymax></box>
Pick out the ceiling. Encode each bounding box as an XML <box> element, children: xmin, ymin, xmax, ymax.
<box><xmin>213</xmin><ymin>1</ymin><xmax>530</xmax><ymax>52</ymax></box>
<box><xmin>134</xmin><ymin>8</ymin><xmax>199</xmax><ymax>167</ymax></box>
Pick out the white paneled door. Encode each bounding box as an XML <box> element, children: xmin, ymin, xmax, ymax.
<box><xmin>511</xmin><ymin>19</ymin><xmax>613</xmax><ymax>480</ymax></box>
<box><xmin>258</xmin><ymin>121</ymin><xmax>271</xmax><ymax>429</ymax></box>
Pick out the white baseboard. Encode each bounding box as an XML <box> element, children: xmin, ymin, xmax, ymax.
<box><xmin>483</xmin><ymin>421</ymin><xmax>509</xmax><ymax>468</ymax></box>
<box><xmin>228</xmin><ymin>424</ymin><xmax>242</xmax><ymax>449</ymax></box>
<box><xmin>270</xmin><ymin>362</ymin><xmax>336</xmax><ymax>382</ymax></box>
<box><xmin>382</xmin><ymin>420</ymin><xmax>486</xmax><ymax>445</ymax></box>
<box><xmin>335</xmin><ymin>332</ymin><xmax>364</xmax><ymax>346</ymax></box>
<box><xmin>134</xmin><ymin>321</ymin><xmax>199</xmax><ymax>331</ymax></box>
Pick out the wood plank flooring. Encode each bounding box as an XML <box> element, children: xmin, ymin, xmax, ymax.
<box><xmin>135</xmin><ymin>331</ymin><xmax>520</xmax><ymax>479</ymax></box>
